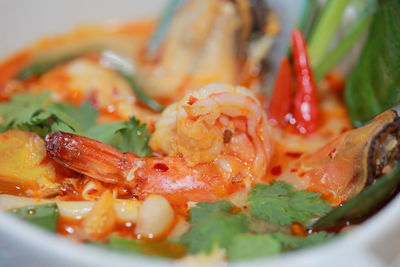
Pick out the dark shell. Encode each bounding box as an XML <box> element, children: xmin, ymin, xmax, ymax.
<box><xmin>364</xmin><ymin>108</ymin><xmax>400</xmax><ymax>186</ymax></box>
<box><xmin>366</xmin><ymin>115</ymin><xmax>400</xmax><ymax>186</ymax></box>
<box><xmin>249</xmin><ymin>0</ymin><xmax>269</xmax><ymax>35</ymax></box>
<box><xmin>312</xmin><ymin>107</ymin><xmax>400</xmax><ymax>230</ymax></box>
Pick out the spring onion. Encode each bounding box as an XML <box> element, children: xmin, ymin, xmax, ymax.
<box><xmin>308</xmin><ymin>0</ymin><xmax>351</xmax><ymax>68</ymax></box>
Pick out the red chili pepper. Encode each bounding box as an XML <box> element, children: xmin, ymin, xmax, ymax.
<box><xmin>291</xmin><ymin>29</ymin><xmax>321</xmax><ymax>134</ymax></box>
<box><xmin>268</xmin><ymin>57</ymin><xmax>293</xmax><ymax>126</ymax></box>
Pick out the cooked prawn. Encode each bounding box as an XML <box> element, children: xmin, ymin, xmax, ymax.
<box><xmin>32</xmin><ymin>57</ymin><xmax>158</xmax><ymax>124</ymax></box>
<box><xmin>137</xmin><ymin>0</ymin><xmax>239</xmax><ymax>101</ymax></box>
<box><xmin>149</xmin><ymin>83</ymin><xmax>272</xmax><ymax>180</ymax></box>
<box><xmin>44</xmin><ymin>83</ymin><xmax>273</xmax><ymax>205</ymax></box>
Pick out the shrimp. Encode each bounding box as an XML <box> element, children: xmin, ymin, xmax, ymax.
<box><xmin>137</xmin><ymin>0</ymin><xmax>240</xmax><ymax>101</ymax></box>
<box><xmin>45</xmin><ymin>83</ymin><xmax>273</xmax><ymax>205</ymax></box>
<box><xmin>149</xmin><ymin>83</ymin><xmax>272</xmax><ymax>180</ymax></box>
<box><xmin>32</xmin><ymin>57</ymin><xmax>157</xmax><ymax>124</ymax></box>
<box><xmin>43</xmin><ymin>83</ymin><xmax>400</xmax><ymax>207</ymax></box>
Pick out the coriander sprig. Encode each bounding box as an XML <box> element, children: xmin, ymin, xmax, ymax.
<box><xmin>180</xmin><ymin>182</ymin><xmax>335</xmax><ymax>260</ymax></box>
<box><xmin>0</xmin><ymin>91</ymin><xmax>151</xmax><ymax>156</ymax></box>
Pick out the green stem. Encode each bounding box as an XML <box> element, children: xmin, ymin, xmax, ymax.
<box><xmin>118</xmin><ymin>72</ymin><xmax>164</xmax><ymax>112</ymax></box>
<box><xmin>16</xmin><ymin>48</ymin><xmax>164</xmax><ymax>112</ymax></box>
<box><xmin>9</xmin><ymin>203</ymin><xmax>59</xmax><ymax>232</ymax></box>
<box><xmin>146</xmin><ymin>0</ymin><xmax>186</xmax><ymax>60</ymax></box>
<box><xmin>315</xmin><ymin>0</ymin><xmax>376</xmax><ymax>82</ymax></box>
<box><xmin>286</xmin><ymin>0</ymin><xmax>322</xmax><ymax>58</ymax></box>
<box><xmin>298</xmin><ymin>0</ymin><xmax>321</xmax><ymax>41</ymax></box>
<box><xmin>308</xmin><ymin>0</ymin><xmax>351</xmax><ymax>68</ymax></box>
<box><xmin>16</xmin><ymin>54</ymin><xmax>78</xmax><ymax>80</ymax></box>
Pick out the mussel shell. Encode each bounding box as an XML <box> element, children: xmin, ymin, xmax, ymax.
<box><xmin>366</xmin><ymin>117</ymin><xmax>400</xmax><ymax>186</ymax></box>
<box><xmin>233</xmin><ymin>0</ymin><xmax>271</xmax><ymax>58</ymax></box>
<box><xmin>249</xmin><ymin>0</ymin><xmax>269</xmax><ymax>35</ymax></box>
<box><xmin>364</xmin><ymin>108</ymin><xmax>400</xmax><ymax>187</ymax></box>
<box><xmin>311</xmin><ymin>107</ymin><xmax>400</xmax><ymax>230</ymax></box>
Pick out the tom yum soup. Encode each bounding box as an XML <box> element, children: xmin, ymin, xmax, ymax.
<box><xmin>0</xmin><ymin>0</ymin><xmax>399</xmax><ymax>263</ymax></box>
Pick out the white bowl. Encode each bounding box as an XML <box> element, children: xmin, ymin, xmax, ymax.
<box><xmin>1</xmin><ymin>1</ymin><xmax>400</xmax><ymax>266</ymax></box>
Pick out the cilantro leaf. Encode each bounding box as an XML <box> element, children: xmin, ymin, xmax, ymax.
<box><xmin>86</xmin><ymin>121</ymin><xmax>127</xmax><ymax>145</ymax></box>
<box><xmin>49</xmin><ymin>102</ymin><xmax>97</xmax><ymax>133</ymax></box>
<box><xmin>248</xmin><ymin>182</ymin><xmax>332</xmax><ymax>226</ymax></box>
<box><xmin>290</xmin><ymin>190</ymin><xmax>334</xmax><ymax>222</ymax></box>
<box><xmin>50</xmin><ymin>120</ymin><xmax>75</xmax><ymax>133</ymax></box>
<box><xmin>180</xmin><ymin>183</ymin><xmax>334</xmax><ymax>258</ymax></box>
<box><xmin>227</xmin><ymin>231</ymin><xmax>336</xmax><ymax>260</ymax></box>
<box><xmin>86</xmin><ymin>118</ymin><xmax>150</xmax><ymax>157</ymax></box>
<box><xmin>0</xmin><ymin>92</ymin><xmax>151</xmax><ymax>156</ymax></box>
<box><xmin>47</xmin><ymin>104</ymin><xmax>88</xmax><ymax>134</ymax></box>
<box><xmin>112</xmin><ymin>117</ymin><xmax>150</xmax><ymax>156</ymax></box>
<box><xmin>8</xmin><ymin>203</ymin><xmax>59</xmax><ymax>232</ymax></box>
<box><xmin>179</xmin><ymin>198</ymin><xmax>336</xmax><ymax>259</ymax></box>
<box><xmin>271</xmin><ymin>231</ymin><xmax>336</xmax><ymax>251</ymax></box>
<box><xmin>0</xmin><ymin>91</ymin><xmax>94</xmax><ymax>137</ymax></box>
<box><xmin>180</xmin><ymin>201</ymin><xmax>249</xmax><ymax>254</ymax></box>
<box><xmin>0</xmin><ymin>91</ymin><xmax>51</xmax><ymax>134</ymax></box>
<box><xmin>227</xmin><ymin>233</ymin><xmax>281</xmax><ymax>260</ymax></box>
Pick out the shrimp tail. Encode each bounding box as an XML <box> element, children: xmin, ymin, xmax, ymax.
<box><xmin>45</xmin><ymin>131</ymin><xmax>137</xmax><ymax>184</ymax></box>
<box><xmin>45</xmin><ymin>131</ymin><xmax>233</xmax><ymax>204</ymax></box>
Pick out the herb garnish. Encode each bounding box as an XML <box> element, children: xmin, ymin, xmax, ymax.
<box><xmin>345</xmin><ymin>0</ymin><xmax>400</xmax><ymax>127</ymax></box>
<box><xmin>180</xmin><ymin>201</ymin><xmax>249</xmax><ymax>254</ymax></box>
<box><xmin>248</xmin><ymin>182</ymin><xmax>332</xmax><ymax>226</ymax></box>
<box><xmin>180</xmin><ymin>182</ymin><xmax>335</xmax><ymax>260</ymax></box>
<box><xmin>8</xmin><ymin>203</ymin><xmax>59</xmax><ymax>232</ymax></box>
<box><xmin>0</xmin><ymin>91</ymin><xmax>151</xmax><ymax>156</ymax></box>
